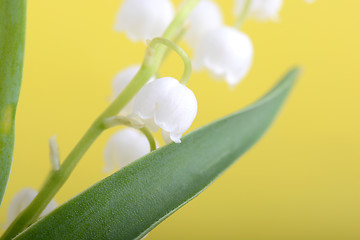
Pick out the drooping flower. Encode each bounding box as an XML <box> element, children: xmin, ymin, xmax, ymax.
<box><xmin>133</xmin><ymin>77</ymin><xmax>198</xmax><ymax>143</ymax></box>
<box><xmin>114</xmin><ymin>0</ymin><xmax>174</xmax><ymax>41</ymax></box>
<box><xmin>184</xmin><ymin>0</ymin><xmax>223</xmax><ymax>49</ymax></box>
<box><xmin>104</xmin><ymin>128</ymin><xmax>151</xmax><ymax>172</ymax></box>
<box><xmin>235</xmin><ymin>0</ymin><xmax>283</xmax><ymax>21</ymax></box>
<box><xmin>193</xmin><ymin>26</ymin><xmax>253</xmax><ymax>87</ymax></box>
<box><xmin>6</xmin><ymin>188</ymin><xmax>57</xmax><ymax>226</ymax></box>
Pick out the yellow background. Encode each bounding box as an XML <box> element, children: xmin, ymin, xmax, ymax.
<box><xmin>1</xmin><ymin>0</ymin><xmax>360</xmax><ymax>239</ymax></box>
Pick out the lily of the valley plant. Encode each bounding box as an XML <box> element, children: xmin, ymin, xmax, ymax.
<box><xmin>0</xmin><ymin>0</ymin><xmax>313</xmax><ymax>239</ymax></box>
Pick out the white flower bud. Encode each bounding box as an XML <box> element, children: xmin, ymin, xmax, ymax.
<box><xmin>193</xmin><ymin>27</ymin><xmax>253</xmax><ymax>87</ymax></box>
<box><xmin>184</xmin><ymin>0</ymin><xmax>223</xmax><ymax>49</ymax></box>
<box><xmin>7</xmin><ymin>188</ymin><xmax>57</xmax><ymax>226</ymax></box>
<box><xmin>133</xmin><ymin>77</ymin><xmax>198</xmax><ymax>143</ymax></box>
<box><xmin>112</xmin><ymin>65</ymin><xmax>156</xmax><ymax>116</ymax></box>
<box><xmin>112</xmin><ymin>65</ymin><xmax>140</xmax><ymax>115</ymax></box>
<box><xmin>235</xmin><ymin>0</ymin><xmax>283</xmax><ymax>21</ymax></box>
<box><xmin>115</xmin><ymin>0</ymin><xmax>174</xmax><ymax>41</ymax></box>
<box><xmin>104</xmin><ymin>128</ymin><xmax>151</xmax><ymax>172</ymax></box>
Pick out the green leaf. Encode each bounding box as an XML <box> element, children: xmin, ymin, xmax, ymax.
<box><xmin>0</xmin><ymin>0</ymin><xmax>27</xmax><ymax>206</ymax></box>
<box><xmin>15</xmin><ymin>68</ymin><xmax>300</xmax><ymax>240</ymax></box>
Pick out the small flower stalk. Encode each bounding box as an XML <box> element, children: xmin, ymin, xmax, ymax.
<box><xmin>49</xmin><ymin>135</ymin><xmax>60</xmax><ymax>171</ymax></box>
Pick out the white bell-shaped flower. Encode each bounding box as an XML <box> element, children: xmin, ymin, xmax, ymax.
<box><xmin>104</xmin><ymin>128</ymin><xmax>151</xmax><ymax>172</ymax></box>
<box><xmin>115</xmin><ymin>0</ymin><xmax>174</xmax><ymax>41</ymax></box>
<box><xmin>184</xmin><ymin>0</ymin><xmax>223</xmax><ymax>49</ymax></box>
<box><xmin>193</xmin><ymin>26</ymin><xmax>253</xmax><ymax>87</ymax></box>
<box><xmin>133</xmin><ymin>77</ymin><xmax>197</xmax><ymax>143</ymax></box>
<box><xmin>235</xmin><ymin>0</ymin><xmax>283</xmax><ymax>21</ymax></box>
<box><xmin>7</xmin><ymin>188</ymin><xmax>57</xmax><ymax>226</ymax></box>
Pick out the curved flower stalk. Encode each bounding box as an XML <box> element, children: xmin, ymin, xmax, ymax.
<box><xmin>6</xmin><ymin>188</ymin><xmax>57</xmax><ymax>227</ymax></box>
<box><xmin>104</xmin><ymin>128</ymin><xmax>152</xmax><ymax>172</ymax></box>
<box><xmin>133</xmin><ymin>77</ymin><xmax>198</xmax><ymax>143</ymax></box>
<box><xmin>234</xmin><ymin>0</ymin><xmax>283</xmax><ymax>21</ymax></box>
<box><xmin>193</xmin><ymin>26</ymin><xmax>253</xmax><ymax>87</ymax></box>
<box><xmin>115</xmin><ymin>0</ymin><xmax>174</xmax><ymax>41</ymax></box>
<box><xmin>183</xmin><ymin>0</ymin><xmax>223</xmax><ymax>49</ymax></box>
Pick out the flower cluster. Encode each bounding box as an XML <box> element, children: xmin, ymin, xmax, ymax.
<box><xmin>104</xmin><ymin>0</ymin><xmax>314</xmax><ymax>172</ymax></box>
<box><xmin>1</xmin><ymin>1</ymin><xmax>317</xmax><ymax>235</ymax></box>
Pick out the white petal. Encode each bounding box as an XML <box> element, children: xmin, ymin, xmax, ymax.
<box><xmin>133</xmin><ymin>77</ymin><xmax>198</xmax><ymax>143</ymax></box>
<box><xmin>169</xmin><ymin>132</ymin><xmax>182</xmax><ymax>143</ymax></box>
<box><xmin>235</xmin><ymin>0</ymin><xmax>283</xmax><ymax>21</ymax></box>
<box><xmin>193</xmin><ymin>27</ymin><xmax>253</xmax><ymax>87</ymax></box>
<box><xmin>7</xmin><ymin>188</ymin><xmax>57</xmax><ymax>226</ymax></box>
<box><xmin>153</xmin><ymin>79</ymin><xmax>197</xmax><ymax>134</ymax></box>
<box><xmin>115</xmin><ymin>0</ymin><xmax>174</xmax><ymax>41</ymax></box>
<box><xmin>104</xmin><ymin>128</ymin><xmax>150</xmax><ymax>172</ymax></box>
<box><xmin>184</xmin><ymin>0</ymin><xmax>223</xmax><ymax>49</ymax></box>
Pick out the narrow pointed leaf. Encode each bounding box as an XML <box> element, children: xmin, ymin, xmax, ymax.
<box><xmin>0</xmin><ymin>0</ymin><xmax>26</xmax><ymax>205</ymax></box>
<box><xmin>15</xmin><ymin>68</ymin><xmax>300</xmax><ymax>240</ymax></box>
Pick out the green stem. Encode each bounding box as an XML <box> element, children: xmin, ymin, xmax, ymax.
<box><xmin>172</xmin><ymin>26</ymin><xmax>188</xmax><ymax>44</ymax></box>
<box><xmin>103</xmin><ymin>116</ymin><xmax>155</xmax><ymax>151</ymax></box>
<box><xmin>1</xmin><ymin>0</ymin><xmax>200</xmax><ymax>239</ymax></box>
<box><xmin>139</xmin><ymin>127</ymin><xmax>156</xmax><ymax>151</ymax></box>
<box><xmin>160</xmin><ymin>25</ymin><xmax>188</xmax><ymax>71</ymax></box>
<box><xmin>103</xmin><ymin>115</ymin><xmax>144</xmax><ymax>129</ymax></box>
<box><xmin>149</xmin><ymin>37</ymin><xmax>192</xmax><ymax>85</ymax></box>
<box><xmin>234</xmin><ymin>0</ymin><xmax>252</xmax><ymax>29</ymax></box>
